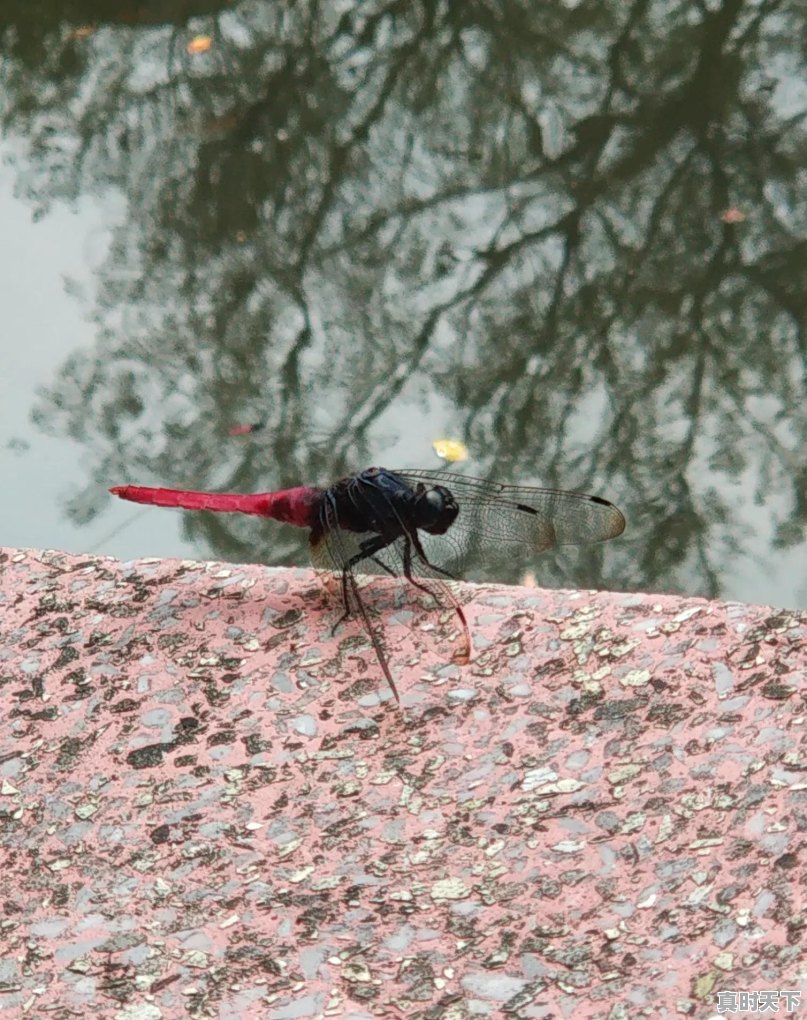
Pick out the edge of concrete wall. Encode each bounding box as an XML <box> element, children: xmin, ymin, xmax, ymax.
<box><xmin>1</xmin><ymin>547</ymin><xmax>804</xmax><ymax>1018</ymax></box>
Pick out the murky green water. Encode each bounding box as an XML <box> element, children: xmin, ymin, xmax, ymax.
<box><xmin>2</xmin><ymin>0</ymin><xmax>806</xmax><ymax>606</ymax></box>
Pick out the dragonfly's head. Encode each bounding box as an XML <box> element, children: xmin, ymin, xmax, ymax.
<box><xmin>413</xmin><ymin>483</ymin><xmax>459</xmax><ymax>535</ymax></box>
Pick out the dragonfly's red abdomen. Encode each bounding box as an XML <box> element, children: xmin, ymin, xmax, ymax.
<box><xmin>109</xmin><ymin>484</ymin><xmax>323</xmax><ymax>528</ymax></box>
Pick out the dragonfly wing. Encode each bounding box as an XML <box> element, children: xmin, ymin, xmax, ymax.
<box><xmin>395</xmin><ymin>470</ymin><xmax>625</xmax><ymax>575</ymax></box>
<box><xmin>310</xmin><ymin>523</ymin><xmax>460</xmax><ymax>600</ymax></box>
<box><xmin>309</xmin><ymin>525</ymin><xmax>403</xmax><ymax>580</ymax></box>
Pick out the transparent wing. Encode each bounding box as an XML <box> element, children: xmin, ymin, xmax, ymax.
<box><xmin>395</xmin><ymin>469</ymin><xmax>625</xmax><ymax>575</ymax></box>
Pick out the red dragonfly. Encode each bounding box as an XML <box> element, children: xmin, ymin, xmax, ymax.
<box><xmin>110</xmin><ymin>467</ymin><xmax>625</xmax><ymax>702</ymax></box>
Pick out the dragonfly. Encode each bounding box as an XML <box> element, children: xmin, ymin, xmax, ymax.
<box><xmin>109</xmin><ymin>467</ymin><xmax>625</xmax><ymax>702</ymax></box>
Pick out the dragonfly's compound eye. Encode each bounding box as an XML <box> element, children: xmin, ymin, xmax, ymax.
<box><xmin>416</xmin><ymin>485</ymin><xmax>459</xmax><ymax>535</ymax></box>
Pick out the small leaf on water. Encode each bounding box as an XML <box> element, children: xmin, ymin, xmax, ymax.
<box><xmin>187</xmin><ymin>35</ymin><xmax>213</xmax><ymax>55</ymax></box>
<box><xmin>432</xmin><ymin>438</ymin><xmax>469</xmax><ymax>463</ymax></box>
<box><xmin>720</xmin><ymin>208</ymin><xmax>746</xmax><ymax>224</ymax></box>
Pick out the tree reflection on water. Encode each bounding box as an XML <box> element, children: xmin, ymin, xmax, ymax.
<box><xmin>3</xmin><ymin>0</ymin><xmax>806</xmax><ymax>601</ymax></box>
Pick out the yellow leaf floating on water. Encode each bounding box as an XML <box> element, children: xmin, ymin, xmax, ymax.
<box><xmin>187</xmin><ymin>35</ymin><xmax>213</xmax><ymax>55</ymax></box>
<box><xmin>68</xmin><ymin>25</ymin><xmax>96</xmax><ymax>40</ymax></box>
<box><xmin>432</xmin><ymin>438</ymin><xmax>469</xmax><ymax>463</ymax></box>
<box><xmin>720</xmin><ymin>208</ymin><xmax>746</xmax><ymax>224</ymax></box>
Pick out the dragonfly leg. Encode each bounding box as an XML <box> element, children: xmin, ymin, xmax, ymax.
<box><xmin>398</xmin><ymin>536</ymin><xmax>441</xmax><ymax>599</ymax></box>
<box><xmin>327</xmin><ymin>537</ymin><xmax>402</xmax><ymax>703</ymax></box>
<box><xmin>408</xmin><ymin>531</ymin><xmax>457</xmax><ymax>582</ymax></box>
<box><xmin>345</xmin><ymin>569</ymin><xmax>400</xmax><ymax>703</ymax></box>
<box><xmin>331</xmin><ymin>533</ymin><xmax>394</xmax><ymax>634</ymax></box>
<box><xmin>367</xmin><ymin>554</ymin><xmax>397</xmax><ymax>577</ymax></box>
<box><xmin>404</xmin><ymin>533</ymin><xmax>471</xmax><ymax>664</ymax></box>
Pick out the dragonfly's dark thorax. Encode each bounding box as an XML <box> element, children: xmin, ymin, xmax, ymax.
<box><xmin>318</xmin><ymin>467</ymin><xmax>459</xmax><ymax>539</ymax></box>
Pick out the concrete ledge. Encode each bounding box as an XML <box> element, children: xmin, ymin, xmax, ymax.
<box><xmin>0</xmin><ymin>547</ymin><xmax>804</xmax><ymax>1018</ymax></box>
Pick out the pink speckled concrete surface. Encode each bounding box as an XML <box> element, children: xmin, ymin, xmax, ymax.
<box><xmin>0</xmin><ymin>547</ymin><xmax>805</xmax><ymax>1020</ymax></box>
